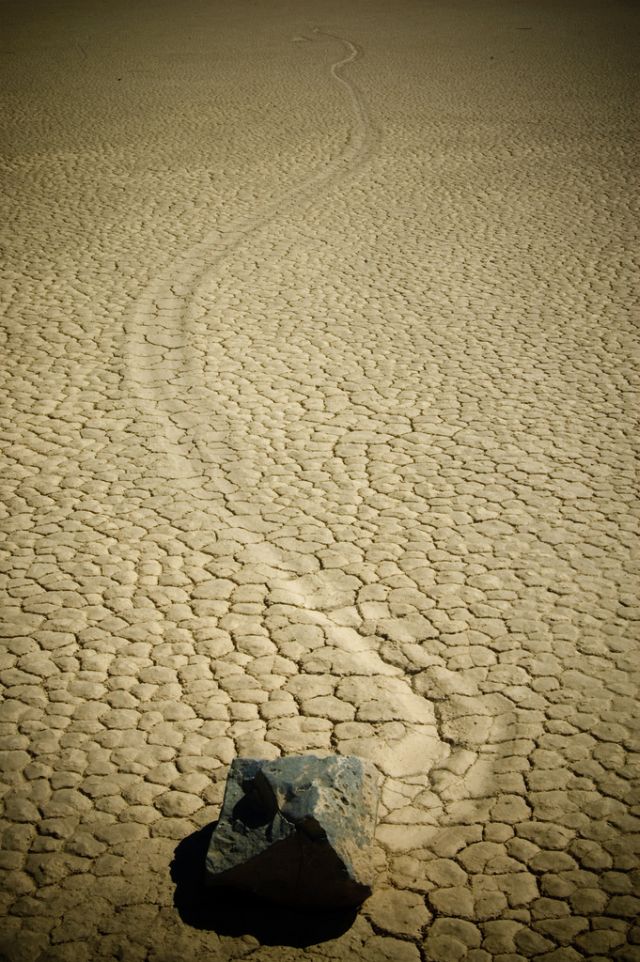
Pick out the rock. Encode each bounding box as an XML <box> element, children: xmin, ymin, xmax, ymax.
<box><xmin>205</xmin><ymin>754</ymin><xmax>381</xmax><ymax>908</ymax></box>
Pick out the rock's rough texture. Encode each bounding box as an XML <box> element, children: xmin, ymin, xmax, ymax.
<box><xmin>205</xmin><ymin>755</ymin><xmax>381</xmax><ymax>907</ymax></box>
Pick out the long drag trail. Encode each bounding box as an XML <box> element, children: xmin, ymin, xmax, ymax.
<box><xmin>122</xmin><ymin>23</ymin><xmax>481</xmax><ymax>818</ymax></box>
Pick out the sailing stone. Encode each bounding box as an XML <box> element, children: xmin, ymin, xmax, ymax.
<box><xmin>205</xmin><ymin>754</ymin><xmax>381</xmax><ymax>908</ymax></box>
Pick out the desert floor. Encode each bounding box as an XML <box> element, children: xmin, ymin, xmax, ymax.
<box><xmin>1</xmin><ymin>0</ymin><xmax>639</xmax><ymax>959</ymax></box>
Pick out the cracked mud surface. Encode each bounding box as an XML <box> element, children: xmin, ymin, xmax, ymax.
<box><xmin>1</xmin><ymin>0</ymin><xmax>639</xmax><ymax>959</ymax></box>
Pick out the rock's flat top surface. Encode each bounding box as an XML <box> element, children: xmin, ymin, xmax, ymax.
<box><xmin>206</xmin><ymin>754</ymin><xmax>381</xmax><ymax>906</ymax></box>
<box><xmin>1</xmin><ymin>0</ymin><xmax>638</xmax><ymax>958</ymax></box>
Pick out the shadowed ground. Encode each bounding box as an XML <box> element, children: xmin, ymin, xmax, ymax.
<box><xmin>0</xmin><ymin>0</ymin><xmax>638</xmax><ymax>959</ymax></box>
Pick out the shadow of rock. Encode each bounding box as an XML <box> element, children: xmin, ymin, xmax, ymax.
<box><xmin>170</xmin><ymin>823</ymin><xmax>358</xmax><ymax>947</ymax></box>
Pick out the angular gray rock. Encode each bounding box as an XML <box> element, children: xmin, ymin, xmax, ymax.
<box><xmin>205</xmin><ymin>754</ymin><xmax>381</xmax><ymax>908</ymax></box>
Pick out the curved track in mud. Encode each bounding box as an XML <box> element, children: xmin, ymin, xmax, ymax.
<box><xmin>121</xmin><ymin>23</ymin><xmax>512</xmax><ymax>849</ymax></box>
<box><xmin>122</xmin><ymin>26</ymin><xmax>473</xmax><ymax>792</ymax></box>
<box><xmin>124</xmin><ymin>28</ymin><xmax>375</xmax><ymax>437</ymax></box>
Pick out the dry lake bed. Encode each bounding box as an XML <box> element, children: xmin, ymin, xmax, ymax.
<box><xmin>1</xmin><ymin>0</ymin><xmax>639</xmax><ymax>959</ymax></box>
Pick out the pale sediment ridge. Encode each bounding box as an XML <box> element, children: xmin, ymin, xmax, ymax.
<box><xmin>1</xmin><ymin>0</ymin><xmax>638</xmax><ymax>959</ymax></box>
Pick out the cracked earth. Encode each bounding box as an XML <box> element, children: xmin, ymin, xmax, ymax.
<box><xmin>1</xmin><ymin>0</ymin><xmax>639</xmax><ymax>959</ymax></box>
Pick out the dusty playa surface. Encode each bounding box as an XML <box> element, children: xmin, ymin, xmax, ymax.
<box><xmin>1</xmin><ymin>0</ymin><xmax>639</xmax><ymax>958</ymax></box>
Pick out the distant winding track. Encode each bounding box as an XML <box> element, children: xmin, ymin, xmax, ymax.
<box><xmin>123</xmin><ymin>27</ymin><xmax>376</xmax><ymax>446</ymax></box>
